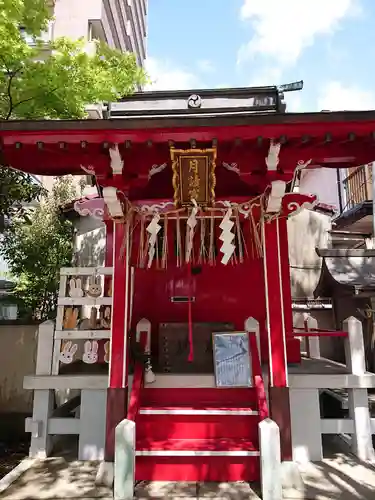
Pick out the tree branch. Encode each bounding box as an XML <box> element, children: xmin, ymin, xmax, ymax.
<box><xmin>0</xmin><ymin>55</ymin><xmax>23</xmax><ymax>120</ymax></box>
<box><xmin>9</xmin><ymin>87</ymin><xmax>59</xmax><ymax>118</ymax></box>
<box><xmin>5</xmin><ymin>72</ymin><xmax>15</xmax><ymax>120</ymax></box>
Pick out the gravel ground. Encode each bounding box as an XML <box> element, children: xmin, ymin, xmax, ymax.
<box><xmin>0</xmin><ymin>441</ymin><xmax>28</xmax><ymax>480</ymax></box>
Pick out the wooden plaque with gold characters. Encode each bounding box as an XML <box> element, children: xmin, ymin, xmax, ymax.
<box><xmin>170</xmin><ymin>148</ymin><xmax>217</xmax><ymax>207</ymax></box>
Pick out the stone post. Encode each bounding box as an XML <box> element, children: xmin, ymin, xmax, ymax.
<box><xmin>344</xmin><ymin>316</ymin><xmax>375</xmax><ymax>461</ymax></box>
<box><xmin>259</xmin><ymin>418</ymin><xmax>282</xmax><ymax>500</ymax></box>
<box><xmin>304</xmin><ymin>314</ymin><xmax>320</xmax><ymax>358</ymax></box>
<box><xmin>114</xmin><ymin>419</ymin><xmax>136</xmax><ymax>500</ymax></box>
<box><xmin>27</xmin><ymin>320</ymin><xmax>55</xmax><ymax>458</ymax></box>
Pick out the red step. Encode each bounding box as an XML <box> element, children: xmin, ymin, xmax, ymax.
<box><xmin>135</xmin><ymin>456</ymin><xmax>260</xmax><ymax>482</ymax></box>
<box><xmin>140</xmin><ymin>405</ymin><xmax>257</xmax><ymax>412</ymax></box>
<box><xmin>137</xmin><ymin>437</ymin><xmax>258</xmax><ymax>452</ymax></box>
<box><xmin>135</xmin><ymin>438</ymin><xmax>260</xmax><ymax>482</ymax></box>
<box><xmin>135</xmin><ymin>387</ymin><xmax>261</xmax><ymax>482</ymax></box>
<box><xmin>136</xmin><ymin>412</ymin><xmax>259</xmax><ymax>441</ymax></box>
<box><xmin>140</xmin><ymin>387</ymin><xmax>257</xmax><ymax>407</ymax></box>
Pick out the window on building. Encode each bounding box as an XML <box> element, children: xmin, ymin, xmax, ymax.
<box><xmin>19</xmin><ymin>22</ymin><xmax>54</xmax><ymax>46</ymax></box>
<box><xmin>88</xmin><ymin>21</ymin><xmax>107</xmax><ymax>43</ymax></box>
<box><xmin>0</xmin><ymin>304</ymin><xmax>18</xmax><ymax>320</ymax></box>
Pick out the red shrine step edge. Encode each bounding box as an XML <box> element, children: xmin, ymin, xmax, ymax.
<box><xmin>127</xmin><ymin>331</ymin><xmax>147</xmax><ymax>421</ymax></box>
<box><xmin>248</xmin><ymin>332</ymin><xmax>269</xmax><ymax>420</ymax></box>
<box><xmin>136</xmin><ymin>437</ymin><xmax>259</xmax><ymax>452</ymax></box>
<box><xmin>135</xmin><ymin>455</ymin><xmax>260</xmax><ymax>482</ymax></box>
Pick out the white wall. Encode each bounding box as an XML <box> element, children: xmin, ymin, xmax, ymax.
<box><xmin>74</xmin><ymin>216</ymin><xmax>106</xmax><ymax>267</ymax></box>
<box><xmin>299</xmin><ymin>167</ymin><xmax>340</xmax><ymax>211</ymax></box>
<box><xmin>288</xmin><ymin>209</ymin><xmax>331</xmax><ymax>298</ymax></box>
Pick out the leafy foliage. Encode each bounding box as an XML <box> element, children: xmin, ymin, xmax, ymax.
<box><xmin>0</xmin><ymin>167</ymin><xmax>45</xmax><ymax>231</ymax></box>
<box><xmin>0</xmin><ymin>0</ymin><xmax>147</xmax><ymax>120</ymax></box>
<box><xmin>0</xmin><ymin>0</ymin><xmax>147</xmax><ymax>224</ymax></box>
<box><xmin>1</xmin><ymin>176</ymin><xmax>77</xmax><ymax>320</ymax></box>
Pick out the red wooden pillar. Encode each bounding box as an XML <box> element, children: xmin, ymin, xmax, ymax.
<box><xmin>97</xmin><ymin>219</ymin><xmax>113</xmax><ymax>364</ymax></box>
<box><xmin>104</xmin><ymin>221</ymin><xmax>129</xmax><ymax>462</ymax></box>
<box><xmin>262</xmin><ymin>216</ymin><xmax>292</xmax><ymax>460</ymax></box>
<box><xmin>105</xmin><ymin>219</ymin><xmax>114</xmax><ymax>268</ymax></box>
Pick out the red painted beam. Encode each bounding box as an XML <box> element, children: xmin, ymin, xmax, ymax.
<box><xmin>262</xmin><ymin>218</ymin><xmax>288</xmax><ymax>387</ymax></box>
<box><xmin>2</xmin><ymin>117</ymin><xmax>375</xmax><ymax>144</ymax></box>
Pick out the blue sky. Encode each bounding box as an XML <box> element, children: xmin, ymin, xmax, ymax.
<box><xmin>146</xmin><ymin>0</ymin><xmax>375</xmax><ymax>112</ymax></box>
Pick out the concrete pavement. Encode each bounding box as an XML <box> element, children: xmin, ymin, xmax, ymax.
<box><xmin>1</xmin><ymin>452</ymin><xmax>375</xmax><ymax>499</ymax></box>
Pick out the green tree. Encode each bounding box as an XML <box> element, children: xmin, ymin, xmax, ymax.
<box><xmin>0</xmin><ymin>0</ymin><xmax>147</xmax><ymax>221</ymax></box>
<box><xmin>1</xmin><ymin>176</ymin><xmax>77</xmax><ymax>320</ymax></box>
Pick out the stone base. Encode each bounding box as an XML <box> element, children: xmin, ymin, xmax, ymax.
<box><xmin>135</xmin><ymin>482</ymin><xmax>197</xmax><ymax>498</ymax></box>
<box><xmin>269</xmin><ymin>386</ymin><xmax>292</xmax><ymax>461</ymax></box>
<box><xmin>281</xmin><ymin>461</ymin><xmax>304</xmax><ymax>493</ymax></box>
<box><xmin>104</xmin><ymin>387</ymin><xmax>128</xmax><ymax>462</ymax></box>
<box><xmin>198</xmin><ymin>482</ymin><xmax>259</xmax><ymax>499</ymax></box>
<box><xmin>95</xmin><ymin>460</ymin><xmax>114</xmax><ymax>487</ymax></box>
<box><xmin>134</xmin><ymin>482</ymin><xmax>260</xmax><ymax>499</ymax></box>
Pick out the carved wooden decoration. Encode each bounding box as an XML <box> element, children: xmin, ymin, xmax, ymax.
<box><xmin>170</xmin><ymin>147</ymin><xmax>217</xmax><ymax>207</ymax></box>
<box><xmin>89</xmin><ymin>307</ymin><xmax>98</xmax><ymax>329</ymax></box>
<box><xmin>63</xmin><ymin>307</ymin><xmax>79</xmax><ymax>329</ymax></box>
<box><xmin>104</xmin><ymin>341</ymin><xmax>110</xmax><ymax>363</ymax></box>
<box><xmin>107</xmin><ymin>278</ymin><xmax>113</xmax><ymax>297</ymax></box>
<box><xmin>100</xmin><ymin>306</ymin><xmax>111</xmax><ymax>329</ymax></box>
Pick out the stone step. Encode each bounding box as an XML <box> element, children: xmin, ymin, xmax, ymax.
<box><xmin>134</xmin><ymin>481</ymin><xmax>261</xmax><ymax>499</ymax></box>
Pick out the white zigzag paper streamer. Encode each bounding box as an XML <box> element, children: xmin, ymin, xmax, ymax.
<box><xmin>185</xmin><ymin>200</ymin><xmax>198</xmax><ymax>263</ymax></box>
<box><xmin>147</xmin><ymin>213</ymin><xmax>161</xmax><ymax>268</ymax></box>
<box><xmin>219</xmin><ymin>208</ymin><xmax>235</xmax><ymax>265</ymax></box>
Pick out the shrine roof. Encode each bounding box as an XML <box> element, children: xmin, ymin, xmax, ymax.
<box><xmin>110</xmin><ymin>85</ymin><xmax>284</xmax><ymax>117</ymax></box>
<box><xmin>2</xmin><ymin>109</ymin><xmax>375</xmax><ymax>178</ymax></box>
<box><xmin>2</xmin><ymin>109</ymin><xmax>375</xmax><ymax>133</ymax></box>
<box><xmin>314</xmin><ymin>248</ymin><xmax>375</xmax><ymax>297</ymax></box>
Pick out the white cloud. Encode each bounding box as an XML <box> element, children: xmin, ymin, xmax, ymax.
<box><xmin>197</xmin><ymin>59</ymin><xmax>215</xmax><ymax>74</ymax></box>
<box><xmin>248</xmin><ymin>66</ymin><xmax>282</xmax><ymax>87</ymax></box>
<box><xmin>317</xmin><ymin>81</ymin><xmax>375</xmax><ymax>111</ymax></box>
<box><xmin>145</xmin><ymin>57</ymin><xmax>201</xmax><ymax>91</ymax></box>
<box><xmin>238</xmin><ymin>0</ymin><xmax>360</xmax><ymax>66</ymax></box>
<box><xmin>285</xmin><ymin>92</ymin><xmax>303</xmax><ymax>112</ymax></box>
<box><xmin>215</xmin><ymin>83</ymin><xmax>231</xmax><ymax>89</ymax></box>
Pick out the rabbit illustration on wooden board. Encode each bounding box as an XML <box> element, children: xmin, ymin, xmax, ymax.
<box><xmin>60</xmin><ymin>341</ymin><xmax>78</xmax><ymax>364</ymax></box>
<box><xmin>82</xmin><ymin>340</ymin><xmax>99</xmax><ymax>364</ymax></box>
<box><xmin>69</xmin><ymin>278</ymin><xmax>84</xmax><ymax>298</ymax></box>
<box><xmin>87</xmin><ymin>275</ymin><xmax>102</xmax><ymax>298</ymax></box>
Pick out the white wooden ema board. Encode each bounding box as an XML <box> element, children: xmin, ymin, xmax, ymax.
<box><xmin>213</xmin><ymin>331</ymin><xmax>252</xmax><ymax>387</ymax></box>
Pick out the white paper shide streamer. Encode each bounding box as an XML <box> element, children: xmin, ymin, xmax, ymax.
<box><xmin>185</xmin><ymin>199</ymin><xmax>198</xmax><ymax>263</ymax></box>
<box><xmin>147</xmin><ymin>213</ymin><xmax>161</xmax><ymax>268</ymax></box>
<box><xmin>219</xmin><ymin>205</ymin><xmax>235</xmax><ymax>265</ymax></box>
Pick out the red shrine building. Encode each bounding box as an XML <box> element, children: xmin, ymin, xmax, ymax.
<box><xmin>2</xmin><ymin>86</ymin><xmax>375</xmax><ymax>495</ymax></box>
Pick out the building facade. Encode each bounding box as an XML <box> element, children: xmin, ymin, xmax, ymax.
<box><xmin>52</xmin><ymin>0</ymin><xmax>147</xmax><ymax>67</ymax></box>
